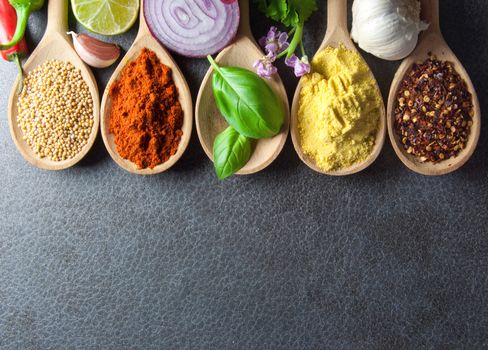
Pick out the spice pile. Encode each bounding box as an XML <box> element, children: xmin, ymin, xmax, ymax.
<box><xmin>17</xmin><ymin>60</ymin><xmax>94</xmax><ymax>161</ymax></box>
<box><xmin>394</xmin><ymin>57</ymin><xmax>473</xmax><ymax>162</ymax></box>
<box><xmin>109</xmin><ymin>48</ymin><xmax>183</xmax><ymax>169</ymax></box>
<box><xmin>297</xmin><ymin>45</ymin><xmax>383</xmax><ymax>171</ymax></box>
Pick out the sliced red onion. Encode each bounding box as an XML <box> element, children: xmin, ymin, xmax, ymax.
<box><xmin>144</xmin><ymin>0</ymin><xmax>240</xmax><ymax>58</ymax></box>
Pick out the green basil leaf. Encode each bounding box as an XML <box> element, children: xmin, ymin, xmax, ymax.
<box><xmin>213</xmin><ymin>127</ymin><xmax>252</xmax><ymax>180</ymax></box>
<box><xmin>211</xmin><ymin>65</ymin><xmax>285</xmax><ymax>139</ymax></box>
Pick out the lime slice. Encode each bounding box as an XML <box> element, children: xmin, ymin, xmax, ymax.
<box><xmin>71</xmin><ymin>0</ymin><xmax>139</xmax><ymax>36</ymax></box>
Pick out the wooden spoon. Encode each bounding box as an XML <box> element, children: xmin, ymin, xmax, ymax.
<box><xmin>387</xmin><ymin>0</ymin><xmax>481</xmax><ymax>176</ymax></box>
<box><xmin>100</xmin><ymin>0</ymin><xmax>192</xmax><ymax>175</ymax></box>
<box><xmin>195</xmin><ymin>0</ymin><xmax>289</xmax><ymax>175</ymax></box>
<box><xmin>290</xmin><ymin>0</ymin><xmax>386</xmax><ymax>176</ymax></box>
<box><xmin>7</xmin><ymin>0</ymin><xmax>100</xmax><ymax>170</ymax></box>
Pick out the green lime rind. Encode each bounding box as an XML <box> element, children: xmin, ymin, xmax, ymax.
<box><xmin>71</xmin><ymin>0</ymin><xmax>139</xmax><ymax>36</ymax></box>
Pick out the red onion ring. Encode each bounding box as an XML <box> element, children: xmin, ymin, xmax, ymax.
<box><xmin>144</xmin><ymin>0</ymin><xmax>240</xmax><ymax>58</ymax></box>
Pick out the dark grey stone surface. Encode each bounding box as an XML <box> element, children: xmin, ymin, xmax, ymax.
<box><xmin>1</xmin><ymin>1</ymin><xmax>487</xmax><ymax>349</ymax></box>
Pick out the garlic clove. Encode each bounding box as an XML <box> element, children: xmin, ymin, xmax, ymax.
<box><xmin>68</xmin><ymin>32</ymin><xmax>121</xmax><ymax>68</ymax></box>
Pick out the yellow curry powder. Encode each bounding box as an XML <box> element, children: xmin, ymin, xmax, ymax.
<box><xmin>297</xmin><ymin>45</ymin><xmax>383</xmax><ymax>171</ymax></box>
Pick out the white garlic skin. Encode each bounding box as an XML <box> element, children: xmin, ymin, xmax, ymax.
<box><xmin>351</xmin><ymin>0</ymin><xmax>429</xmax><ymax>61</ymax></box>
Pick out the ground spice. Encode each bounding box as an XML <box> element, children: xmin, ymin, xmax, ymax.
<box><xmin>109</xmin><ymin>48</ymin><xmax>183</xmax><ymax>169</ymax></box>
<box><xmin>394</xmin><ymin>56</ymin><xmax>473</xmax><ymax>162</ymax></box>
<box><xmin>297</xmin><ymin>45</ymin><xmax>382</xmax><ymax>171</ymax></box>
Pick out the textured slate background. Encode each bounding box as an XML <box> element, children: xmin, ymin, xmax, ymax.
<box><xmin>1</xmin><ymin>1</ymin><xmax>487</xmax><ymax>349</ymax></box>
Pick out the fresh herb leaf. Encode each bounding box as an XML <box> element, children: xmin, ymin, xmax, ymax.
<box><xmin>254</xmin><ymin>0</ymin><xmax>317</xmax><ymax>26</ymax></box>
<box><xmin>256</xmin><ymin>0</ymin><xmax>288</xmax><ymax>24</ymax></box>
<box><xmin>208</xmin><ymin>56</ymin><xmax>285</xmax><ymax>139</ymax></box>
<box><xmin>213</xmin><ymin>126</ymin><xmax>252</xmax><ymax>180</ymax></box>
<box><xmin>289</xmin><ymin>0</ymin><xmax>317</xmax><ymax>24</ymax></box>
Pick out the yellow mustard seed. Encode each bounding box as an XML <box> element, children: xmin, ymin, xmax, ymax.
<box><xmin>17</xmin><ymin>60</ymin><xmax>94</xmax><ymax>161</ymax></box>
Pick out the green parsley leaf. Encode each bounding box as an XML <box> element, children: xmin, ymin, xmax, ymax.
<box><xmin>255</xmin><ymin>0</ymin><xmax>288</xmax><ymax>23</ymax></box>
<box><xmin>254</xmin><ymin>0</ymin><xmax>317</xmax><ymax>26</ymax></box>
<box><xmin>288</xmin><ymin>0</ymin><xmax>317</xmax><ymax>24</ymax></box>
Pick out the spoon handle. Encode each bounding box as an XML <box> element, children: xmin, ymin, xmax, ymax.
<box><xmin>137</xmin><ymin>0</ymin><xmax>151</xmax><ymax>37</ymax></box>
<box><xmin>46</xmin><ymin>0</ymin><xmax>68</xmax><ymax>35</ymax></box>
<box><xmin>237</xmin><ymin>0</ymin><xmax>252</xmax><ymax>38</ymax></box>
<box><xmin>327</xmin><ymin>0</ymin><xmax>347</xmax><ymax>34</ymax></box>
<box><xmin>421</xmin><ymin>0</ymin><xmax>440</xmax><ymax>33</ymax></box>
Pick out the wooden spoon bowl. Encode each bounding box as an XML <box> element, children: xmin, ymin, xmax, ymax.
<box><xmin>8</xmin><ymin>0</ymin><xmax>100</xmax><ymax>170</ymax></box>
<box><xmin>100</xmin><ymin>0</ymin><xmax>192</xmax><ymax>175</ymax></box>
<box><xmin>387</xmin><ymin>0</ymin><xmax>481</xmax><ymax>176</ymax></box>
<box><xmin>195</xmin><ymin>0</ymin><xmax>289</xmax><ymax>175</ymax></box>
<box><xmin>290</xmin><ymin>0</ymin><xmax>386</xmax><ymax>176</ymax></box>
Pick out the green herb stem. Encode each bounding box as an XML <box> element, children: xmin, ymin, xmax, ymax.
<box><xmin>277</xmin><ymin>48</ymin><xmax>288</xmax><ymax>59</ymax></box>
<box><xmin>12</xmin><ymin>54</ymin><xmax>24</xmax><ymax>94</ymax></box>
<box><xmin>207</xmin><ymin>55</ymin><xmax>223</xmax><ymax>75</ymax></box>
<box><xmin>277</xmin><ymin>22</ymin><xmax>304</xmax><ymax>59</ymax></box>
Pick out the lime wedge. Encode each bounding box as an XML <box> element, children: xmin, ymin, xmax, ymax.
<box><xmin>71</xmin><ymin>0</ymin><xmax>139</xmax><ymax>36</ymax></box>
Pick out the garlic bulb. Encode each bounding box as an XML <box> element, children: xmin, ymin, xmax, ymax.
<box><xmin>351</xmin><ymin>0</ymin><xmax>429</xmax><ymax>61</ymax></box>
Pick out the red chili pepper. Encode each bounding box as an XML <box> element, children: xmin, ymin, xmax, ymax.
<box><xmin>0</xmin><ymin>0</ymin><xmax>28</xmax><ymax>93</ymax></box>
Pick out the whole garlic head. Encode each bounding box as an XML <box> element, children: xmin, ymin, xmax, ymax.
<box><xmin>351</xmin><ymin>0</ymin><xmax>429</xmax><ymax>61</ymax></box>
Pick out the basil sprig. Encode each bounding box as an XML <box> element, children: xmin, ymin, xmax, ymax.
<box><xmin>208</xmin><ymin>56</ymin><xmax>285</xmax><ymax>139</ymax></box>
<box><xmin>213</xmin><ymin>127</ymin><xmax>252</xmax><ymax>180</ymax></box>
<box><xmin>208</xmin><ymin>56</ymin><xmax>284</xmax><ymax>180</ymax></box>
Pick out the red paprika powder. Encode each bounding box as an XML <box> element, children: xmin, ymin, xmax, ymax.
<box><xmin>109</xmin><ymin>48</ymin><xmax>183</xmax><ymax>169</ymax></box>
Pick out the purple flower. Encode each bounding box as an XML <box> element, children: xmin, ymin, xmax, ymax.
<box><xmin>253</xmin><ymin>52</ymin><xmax>278</xmax><ymax>79</ymax></box>
<box><xmin>285</xmin><ymin>54</ymin><xmax>311</xmax><ymax>77</ymax></box>
<box><xmin>259</xmin><ymin>26</ymin><xmax>289</xmax><ymax>55</ymax></box>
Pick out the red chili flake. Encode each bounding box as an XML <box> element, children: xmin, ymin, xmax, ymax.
<box><xmin>394</xmin><ymin>56</ymin><xmax>474</xmax><ymax>163</ymax></box>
